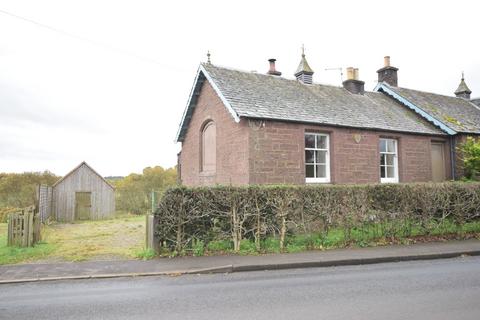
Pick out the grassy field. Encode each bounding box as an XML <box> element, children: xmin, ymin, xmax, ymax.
<box><xmin>0</xmin><ymin>214</ymin><xmax>146</xmax><ymax>265</ymax></box>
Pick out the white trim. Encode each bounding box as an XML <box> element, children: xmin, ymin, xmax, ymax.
<box><xmin>306</xmin><ymin>177</ymin><xmax>330</xmax><ymax>184</ymax></box>
<box><xmin>199</xmin><ymin>64</ymin><xmax>240</xmax><ymax>123</ymax></box>
<box><xmin>379</xmin><ymin>138</ymin><xmax>399</xmax><ymax>183</ymax></box>
<box><xmin>175</xmin><ymin>64</ymin><xmax>240</xmax><ymax>143</ymax></box>
<box><xmin>175</xmin><ymin>66</ymin><xmax>203</xmax><ymax>142</ymax></box>
<box><xmin>305</xmin><ymin>133</ymin><xmax>331</xmax><ymax>184</ymax></box>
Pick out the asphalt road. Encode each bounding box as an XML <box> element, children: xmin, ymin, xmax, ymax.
<box><xmin>1</xmin><ymin>257</ymin><xmax>479</xmax><ymax>320</ymax></box>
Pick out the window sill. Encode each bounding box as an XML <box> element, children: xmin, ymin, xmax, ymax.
<box><xmin>380</xmin><ymin>178</ymin><xmax>399</xmax><ymax>183</ymax></box>
<box><xmin>306</xmin><ymin>178</ymin><xmax>331</xmax><ymax>184</ymax></box>
<box><xmin>199</xmin><ymin>171</ymin><xmax>216</xmax><ymax>177</ymax></box>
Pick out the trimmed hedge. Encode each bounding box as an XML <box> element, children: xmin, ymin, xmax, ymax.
<box><xmin>154</xmin><ymin>183</ymin><xmax>480</xmax><ymax>252</ymax></box>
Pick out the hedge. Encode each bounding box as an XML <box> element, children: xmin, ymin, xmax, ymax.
<box><xmin>154</xmin><ymin>183</ymin><xmax>480</xmax><ymax>252</ymax></box>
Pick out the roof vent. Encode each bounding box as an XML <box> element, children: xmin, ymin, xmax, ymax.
<box><xmin>454</xmin><ymin>72</ymin><xmax>472</xmax><ymax>100</ymax></box>
<box><xmin>294</xmin><ymin>47</ymin><xmax>314</xmax><ymax>84</ymax></box>
<box><xmin>267</xmin><ymin>59</ymin><xmax>282</xmax><ymax>76</ymax></box>
<box><xmin>343</xmin><ymin>67</ymin><xmax>365</xmax><ymax>95</ymax></box>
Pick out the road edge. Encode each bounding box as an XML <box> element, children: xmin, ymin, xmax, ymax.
<box><xmin>1</xmin><ymin>250</ymin><xmax>479</xmax><ymax>285</ymax></box>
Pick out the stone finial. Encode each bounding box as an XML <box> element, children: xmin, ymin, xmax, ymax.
<box><xmin>207</xmin><ymin>51</ymin><xmax>211</xmax><ymax>64</ymax></box>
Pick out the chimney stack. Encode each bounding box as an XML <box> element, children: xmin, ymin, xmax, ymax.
<box><xmin>377</xmin><ymin>56</ymin><xmax>398</xmax><ymax>86</ymax></box>
<box><xmin>343</xmin><ymin>67</ymin><xmax>365</xmax><ymax>94</ymax></box>
<box><xmin>267</xmin><ymin>59</ymin><xmax>282</xmax><ymax>76</ymax></box>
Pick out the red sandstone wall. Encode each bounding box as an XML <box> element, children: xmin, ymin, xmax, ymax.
<box><xmin>179</xmin><ymin>81</ymin><xmax>249</xmax><ymax>186</ymax></box>
<box><xmin>248</xmin><ymin>120</ymin><xmax>452</xmax><ymax>184</ymax></box>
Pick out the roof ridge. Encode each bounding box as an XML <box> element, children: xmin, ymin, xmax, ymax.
<box><xmin>202</xmin><ymin>62</ymin><xmax>350</xmax><ymax>91</ymax></box>
<box><xmin>395</xmin><ymin>85</ymin><xmax>464</xmax><ymax>100</ymax></box>
<box><xmin>53</xmin><ymin>162</ymin><xmax>115</xmax><ymax>190</ymax></box>
<box><xmin>395</xmin><ymin>84</ymin><xmax>480</xmax><ymax>112</ymax></box>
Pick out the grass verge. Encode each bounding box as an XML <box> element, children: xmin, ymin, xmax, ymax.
<box><xmin>164</xmin><ymin>219</ymin><xmax>480</xmax><ymax>257</ymax></box>
<box><xmin>0</xmin><ymin>213</ymin><xmax>146</xmax><ymax>265</ymax></box>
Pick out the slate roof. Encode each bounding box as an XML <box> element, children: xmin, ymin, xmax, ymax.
<box><xmin>176</xmin><ymin>63</ymin><xmax>445</xmax><ymax>141</ymax></box>
<box><xmin>471</xmin><ymin>98</ymin><xmax>480</xmax><ymax>107</ymax></box>
<box><xmin>384</xmin><ymin>86</ymin><xmax>480</xmax><ymax>134</ymax></box>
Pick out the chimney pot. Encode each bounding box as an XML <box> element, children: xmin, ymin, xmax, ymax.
<box><xmin>354</xmin><ymin>68</ymin><xmax>359</xmax><ymax>80</ymax></box>
<box><xmin>343</xmin><ymin>67</ymin><xmax>365</xmax><ymax>94</ymax></box>
<box><xmin>346</xmin><ymin>67</ymin><xmax>355</xmax><ymax>80</ymax></box>
<box><xmin>267</xmin><ymin>58</ymin><xmax>282</xmax><ymax>76</ymax></box>
<box><xmin>384</xmin><ymin>56</ymin><xmax>391</xmax><ymax>67</ymax></box>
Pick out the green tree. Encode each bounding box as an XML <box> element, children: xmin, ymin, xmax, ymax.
<box><xmin>113</xmin><ymin>166</ymin><xmax>177</xmax><ymax>214</ymax></box>
<box><xmin>0</xmin><ymin>171</ymin><xmax>59</xmax><ymax>208</ymax></box>
<box><xmin>459</xmin><ymin>137</ymin><xmax>480</xmax><ymax>180</ymax></box>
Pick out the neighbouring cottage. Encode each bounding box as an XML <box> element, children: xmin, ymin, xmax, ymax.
<box><xmin>52</xmin><ymin>162</ymin><xmax>115</xmax><ymax>222</ymax></box>
<box><xmin>176</xmin><ymin>53</ymin><xmax>480</xmax><ymax>186</ymax></box>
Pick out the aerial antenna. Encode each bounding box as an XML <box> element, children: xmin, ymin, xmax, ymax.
<box><xmin>325</xmin><ymin>67</ymin><xmax>343</xmax><ymax>84</ymax></box>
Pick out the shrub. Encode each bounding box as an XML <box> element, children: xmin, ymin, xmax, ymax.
<box><xmin>459</xmin><ymin>137</ymin><xmax>480</xmax><ymax>180</ymax></box>
<box><xmin>154</xmin><ymin>183</ymin><xmax>480</xmax><ymax>253</ymax></box>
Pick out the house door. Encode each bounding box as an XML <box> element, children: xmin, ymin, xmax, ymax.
<box><xmin>431</xmin><ymin>143</ymin><xmax>446</xmax><ymax>182</ymax></box>
<box><xmin>75</xmin><ymin>192</ymin><xmax>91</xmax><ymax>220</ymax></box>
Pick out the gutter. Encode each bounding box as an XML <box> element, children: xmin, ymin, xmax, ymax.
<box><xmin>450</xmin><ymin>136</ymin><xmax>456</xmax><ymax>180</ymax></box>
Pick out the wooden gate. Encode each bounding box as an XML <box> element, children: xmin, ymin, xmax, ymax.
<box><xmin>75</xmin><ymin>192</ymin><xmax>92</xmax><ymax>220</ymax></box>
<box><xmin>7</xmin><ymin>206</ymin><xmax>41</xmax><ymax>247</ymax></box>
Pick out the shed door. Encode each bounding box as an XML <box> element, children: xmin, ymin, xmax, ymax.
<box><xmin>75</xmin><ymin>192</ymin><xmax>91</xmax><ymax>220</ymax></box>
<box><xmin>431</xmin><ymin>142</ymin><xmax>446</xmax><ymax>182</ymax></box>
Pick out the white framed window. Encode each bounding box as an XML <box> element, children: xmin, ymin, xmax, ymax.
<box><xmin>305</xmin><ymin>133</ymin><xmax>330</xmax><ymax>183</ymax></box>
<box><xmin>379</xmin><ymin>138</ymin><xmax>398</xmax><ymax>183</ymax></box>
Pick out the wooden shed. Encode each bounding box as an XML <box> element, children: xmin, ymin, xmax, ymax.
<box><xmin>52</xmin><ymin>162</ymin><xmax>115</xmax><ymax>222</ymax></box>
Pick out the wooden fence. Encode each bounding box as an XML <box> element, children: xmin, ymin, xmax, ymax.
<box><xmin>7</xmin><ymin>206</ymin><xmax>41</xmax><ymax>247</ymax></box>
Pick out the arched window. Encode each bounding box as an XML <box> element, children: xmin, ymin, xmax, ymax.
<box><xmin>201</xmin><ymin>121</ymin><xmax>216</xmax><ymax>173</ymax></box>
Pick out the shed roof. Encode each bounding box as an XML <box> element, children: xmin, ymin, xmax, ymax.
<box><xmin>176</xmin><ymin>63</ymin><xmax>444</xmax><ymax>142</ymax></box>
<box><xmin>53</xmin><ymin>161</ymin><xmax>115</xmax><ymax>190</ymax></box>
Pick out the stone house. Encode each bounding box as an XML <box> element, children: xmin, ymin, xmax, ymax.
<box><xmin>176</xmin><ymin>53</ymin><xmax>480</xmax><ymax>186</ymax></box>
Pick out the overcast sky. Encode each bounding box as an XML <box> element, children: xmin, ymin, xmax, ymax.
<box><xmin>1</xmin><ymin>0</ymin><xmax>479</xmax><ymax>176</ymax></box>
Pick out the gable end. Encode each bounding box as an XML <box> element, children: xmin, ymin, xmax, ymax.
<box><xmin>175</xmin><ymin>64</ymin><xmax>240</xmax><ymax>143</ymax></box>
<box><xmin>53</xmin><ymin>161</ymin><xmax>115</xmax><ymax>190</ymax></box>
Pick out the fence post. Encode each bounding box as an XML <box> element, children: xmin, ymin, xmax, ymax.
<box><xmin>7</xmin><ymin>214</ymin><xmax>12</xmax><ymax>246</ymax></box>
<box><xmin>151</xmin><ymin>190</ymin><xmax>157</xmax><ymax>214</ymax></box>
<box><xmin>146</xmin><ymin>214</ymin><xmax>160</xmax><ymax>253</ymax></box>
